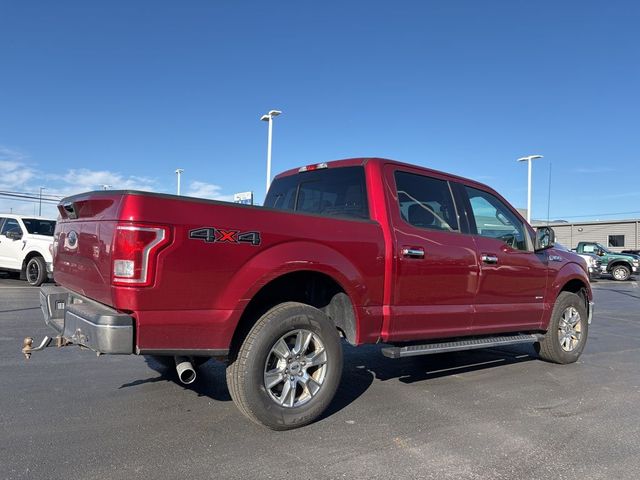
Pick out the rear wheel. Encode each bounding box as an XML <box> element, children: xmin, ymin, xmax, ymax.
<box><xmin>611</xmin><ymin>264</ymin><xmax>631</xmax><ymax>281</ymax></box>
<box><xmin>537</xmin><ymin>291</ymin><xmax>588</xmax><ymax>364</ymax></box>
<box><xmin>226</xmin><ymin>302</ymin><xmax>343</xmax><ymax>430</ymax></box>
<box><xmin>25</xmin><ymin>256</ymin><xmax>47</xmax><ymax>286</ymax></box>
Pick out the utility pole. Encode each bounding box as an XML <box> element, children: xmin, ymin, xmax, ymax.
<box><xmin>39</xmin><ymin>187</ymin><xmax>46</xmax><ymax>216</ymax></box>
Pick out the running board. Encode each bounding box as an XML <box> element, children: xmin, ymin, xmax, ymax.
<box><xmin>381</xmin><ymin>334</ymin><xmax>544</xmax><ymax>359</ymax></box>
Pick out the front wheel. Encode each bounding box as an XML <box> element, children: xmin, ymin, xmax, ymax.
<box><xmin>537</xmin><ymin>291</ymin><xmax>588</xmax><ymax>364</ymax></box>
<box><xmin>611</xmin><ymin>264</ymin><xmax>631</xmax><ymax>281</ymax></box>
<box><xmin>25</xmin><ymin>256</ymin><xmax>47</xmax><ymax>286</ymax></box>
<box><xmin>226</xmin><ymin>302</ymin><xmax>343</xmax><ymax>430</ymax></box>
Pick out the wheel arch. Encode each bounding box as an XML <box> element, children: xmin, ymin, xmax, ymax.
<box><xmin>544</xmin><ymin>263</ymin><xmax>592</xmax><ymax>330</ymax></box>
<box><xmin>230</xmin><ymin>269</ymin><xmax>359</xmax><ymax>359</ymax></box>
<box><xmin>558</xmin><ymin>278</ymin><xmax>590</xmax><ymax>303</ymax></box>
<box><xmin>20</xmin><ymin>250</ymin><xmax>46</xmax><ymax>277</ymax></box>
<box><xmin>607</xmin><ymin>260</ymin><xmax>631</xmax><ymax>272</ymax></box>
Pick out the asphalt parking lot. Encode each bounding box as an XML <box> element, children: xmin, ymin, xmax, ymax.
<box><xmin>1</xmin><ymin>274</ymin><xmax>639</xmax><ymax>480</ymax></box>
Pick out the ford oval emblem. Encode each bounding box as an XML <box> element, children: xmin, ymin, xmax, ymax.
<box><xmin>66</xmin><ymin>230</ymin><xmax>78</xmax><ymax>249</ymax></box>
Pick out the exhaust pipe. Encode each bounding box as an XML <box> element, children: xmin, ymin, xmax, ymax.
<box><xmin>174</xmin><ymin>356</ymin><xmax>196</xmax><ymax>384</ymax></box>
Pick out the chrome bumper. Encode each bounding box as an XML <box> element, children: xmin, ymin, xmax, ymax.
<box><xmin>39</xmin><ymin>285</ymin><xmax>134</xmax><ymax>354</ymax></box>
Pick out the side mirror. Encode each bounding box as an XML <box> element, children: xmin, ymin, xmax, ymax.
<box><xmin>597</xmin><ymin>249</ymin><xmax>605</xmax><ymax>257</ymax></box>
<box><xmin>6</xmin><ymin>231</ymin><xmax>22</xmax><ymax>240</ymax></box>
<box><xmin>535</xmin><ymin>227</ymin><xmax>555</xmax><ymax>251</ymax></box>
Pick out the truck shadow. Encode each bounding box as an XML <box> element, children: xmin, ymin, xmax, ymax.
<box><xmin>319</xmin><ymin>342</ymin><xmax>538</xmax><ymax>420</ymax></box>
<box><xmin>126</xmin><ymin>342</ymin><xmax>538</xmax><ymax>421</ymax></box>
<box><xmin>128</xmin><ymin>356</ymin><xmax>233</xmax><ymax>401</ymax></box>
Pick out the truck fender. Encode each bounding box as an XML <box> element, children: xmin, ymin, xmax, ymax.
<box><xmin>226</xmin><ymin>240</ymin><xmax>367</xmax><ymax>306</ymax></box>
<box><xmin>218</xmin><ymin>240</ymin><xmax>373</xmax><ymax>342</ymax></box>
<box><xmin>542</xmin><ymin>261</ymin><xmax>592</xmax><ymax>329</ymax></box>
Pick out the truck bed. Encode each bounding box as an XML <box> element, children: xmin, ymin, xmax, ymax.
<box><xmin>53</xmin><ymin>191</ymin><xmax>385</xmax><ymax>351</ymax></box>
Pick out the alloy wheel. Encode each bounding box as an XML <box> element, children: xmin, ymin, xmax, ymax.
<box><xmin>263</xmin><ymin>329</ymin><xmax>328</xmax><ymax>408</ymax></box>
<box><xmin>557</xmin><ymin>306</ymin><xmax>582</xmax><ymax>352</ymax></box>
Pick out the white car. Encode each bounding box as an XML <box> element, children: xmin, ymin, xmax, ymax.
<box><xmin>556</xmin><ymin>243</ymin><xmax>601</xmax><ymax>280</ymax></box>
<box><xmin>0</xmin><ymin>214</ymin><xmax>55</xmax><ymax>286</ymax></box>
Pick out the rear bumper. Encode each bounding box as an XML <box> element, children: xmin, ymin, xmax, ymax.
<box><xmin>39</xmin><ymin>285</ymin><xmax>134</xmax><ymax>354</ymax></box>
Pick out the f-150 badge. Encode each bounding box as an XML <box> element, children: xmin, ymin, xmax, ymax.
<box><xmin>189</xmin><ymin>227</ymin><xmax>261</xmax><ymax>246</ymax></box>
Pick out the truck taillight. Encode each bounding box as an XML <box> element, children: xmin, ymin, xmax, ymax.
<box><xmin>112</xmin><ymin>225</ymin><xmax>170</xmax><ymax>287</ymax></box>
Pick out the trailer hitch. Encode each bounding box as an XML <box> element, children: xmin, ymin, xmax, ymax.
<box><xmin>22</xmin><ymin>335</ymin><xmax>71</xmax><ymax>359</ymax></box>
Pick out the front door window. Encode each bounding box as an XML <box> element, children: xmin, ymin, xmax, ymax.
<box><xmin>465</xmin><ymin>187</ymin><xmax>529</xmax><ymax>251</ymax></box>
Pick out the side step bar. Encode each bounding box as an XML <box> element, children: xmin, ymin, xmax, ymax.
<box><xmin>381</xmin><ymin>334</ymin><xmax>544</xmax><ymax>359</ymax></box>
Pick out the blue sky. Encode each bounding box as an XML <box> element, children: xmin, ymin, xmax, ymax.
<box><xmin>1</xmin><ymin>1</ymin><xmax>639</xmax><ymax>220</ymax></box>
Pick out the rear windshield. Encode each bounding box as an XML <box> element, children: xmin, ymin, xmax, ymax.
<box><xmin>22</xmin><ymin>219</ymin><xmax>56</xmax><ymax>236</ymax></box>
<box><xmin>264</xmin><ymin>166</ymin><xmax>369</xmax><ymax>220</ymax></box>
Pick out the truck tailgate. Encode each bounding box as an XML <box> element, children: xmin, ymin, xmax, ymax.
<box><xmin>53</xmin><ymin>194</ymin><xmax>124</xmax><ymax>306</ymax></box>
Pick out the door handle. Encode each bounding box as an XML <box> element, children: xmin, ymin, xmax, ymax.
<box><xmin>481</xmin><ymin>254</ymin><xmax>498</xmax><ymax>264</ymax></box>
<box><xmin>401</xmin><ymin>247</ymin><xmax>425</xmax><ymax>258</ymax></box>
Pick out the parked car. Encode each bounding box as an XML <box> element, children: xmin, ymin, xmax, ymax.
<box><xmin>27</xmin><ymin>158</ymin><xmax>593</xmax><ymax>430</ymax></box>
<box><xmin>574</xmin><ymin>242</ymin><xmax>639</xmax><ymax>281</ymax></box>
<box><xmin>0</xmin><ymin>214</ymin><xmax>55</xmax><ymax>286</ymax></box>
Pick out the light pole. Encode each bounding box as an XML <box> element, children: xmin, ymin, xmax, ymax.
<box><xmin>260</xmin><ymin>109</ymin><xmax>282</xmax><ymax>193</ymax></box>
<box><xmin>517</xmin><ymin>155</ymin><xmax>543</xmax><ymax>223</ymax></box>
<box><xmin>175</xmin><ymin>169</ymin><xmax>184</xmax><ymax>196</ymax></box>
<box><xmin>38</xmin><ymin>187</ymin><xmax>45</xmax><ymax>216</ymax></box>
<box><xmin>101</xmin><ymin>184</ymin><xmax>112</xmax><ymax>190</ymax></box>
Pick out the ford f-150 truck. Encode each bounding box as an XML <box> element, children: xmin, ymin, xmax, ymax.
<box><xmin>574</xmin><ymin>241</ymin><xmax>639</xmax><ymax>281</ymax></box>
<box><xmin>0</xmin><ymin>214</ymin><xmax>55</xmax><ymax>286</ymax></box>
<box><xmin>26</xmin><ymin>158</ymin><xmax>593</xmax><ymax>430</ymax></box>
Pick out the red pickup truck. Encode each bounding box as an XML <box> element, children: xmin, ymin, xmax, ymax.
<box><xmin>27</xmin><ymin>158</ymin><xmax>593</xmax><ymax>430</ymax></box>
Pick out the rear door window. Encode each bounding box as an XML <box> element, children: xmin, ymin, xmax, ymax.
<box><xmin>22</xmin><ymin>219</ymin><xmax>56</xmax><ymax>236</ymax></box>
<box><xmin>394</xmin><ymin>171</ymin><xmax>459</xmax><ymax>232</ymax></box>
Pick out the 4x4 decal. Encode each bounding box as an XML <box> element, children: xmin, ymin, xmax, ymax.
<box><xmin>189</xmin><ymin>227</ymin><xmax>261</xmax><ymax>246</ymax></box>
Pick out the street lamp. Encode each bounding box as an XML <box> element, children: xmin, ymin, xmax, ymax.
<box><xmin>517</xmin><ymin>155</ymin><xmax>544</xmax><ymax>223</ymax></box>
<box><xmin>101</xmin><ymin>184</ymin><xmax>112</xmax><ymax>190</ymax></box>
<box><xmin>260</xmin><ymin>109</ymin><xmax>282</xmax><ymax>193</ymax></box>
<box><xmin>38</xmin><ymin>187</ymin><xmax>46</xmax><ymax>216</ymax></box>
<box><xmin>175</xmin><ymin>169</ymin><xmax>184</xmax><ymax>196</ymax></box>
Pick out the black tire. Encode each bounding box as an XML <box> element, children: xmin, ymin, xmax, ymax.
<box><xmin>226</xmin><ymin>302</ymin><xmax>343</xmax><ymax>430</ymax></box>
<box><xmin>610</xmin><ymin>264</ymin><xmax>631</xmax><ymax>281</ymax></box>
<box><xmin>25</xmin><ymin>256</ymin><xmax>47</xmax><ymax>286</ymax></box>
<box><xmin>537</xmin><ymin>291</ymin><xmax>588</xmax><ymax>364</ymax></box>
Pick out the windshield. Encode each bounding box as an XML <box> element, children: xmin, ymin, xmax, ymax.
<box><xmin>22</xmin><ymin>219</ymin><xmax>56</xmax><ymax>236</ymax></box>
